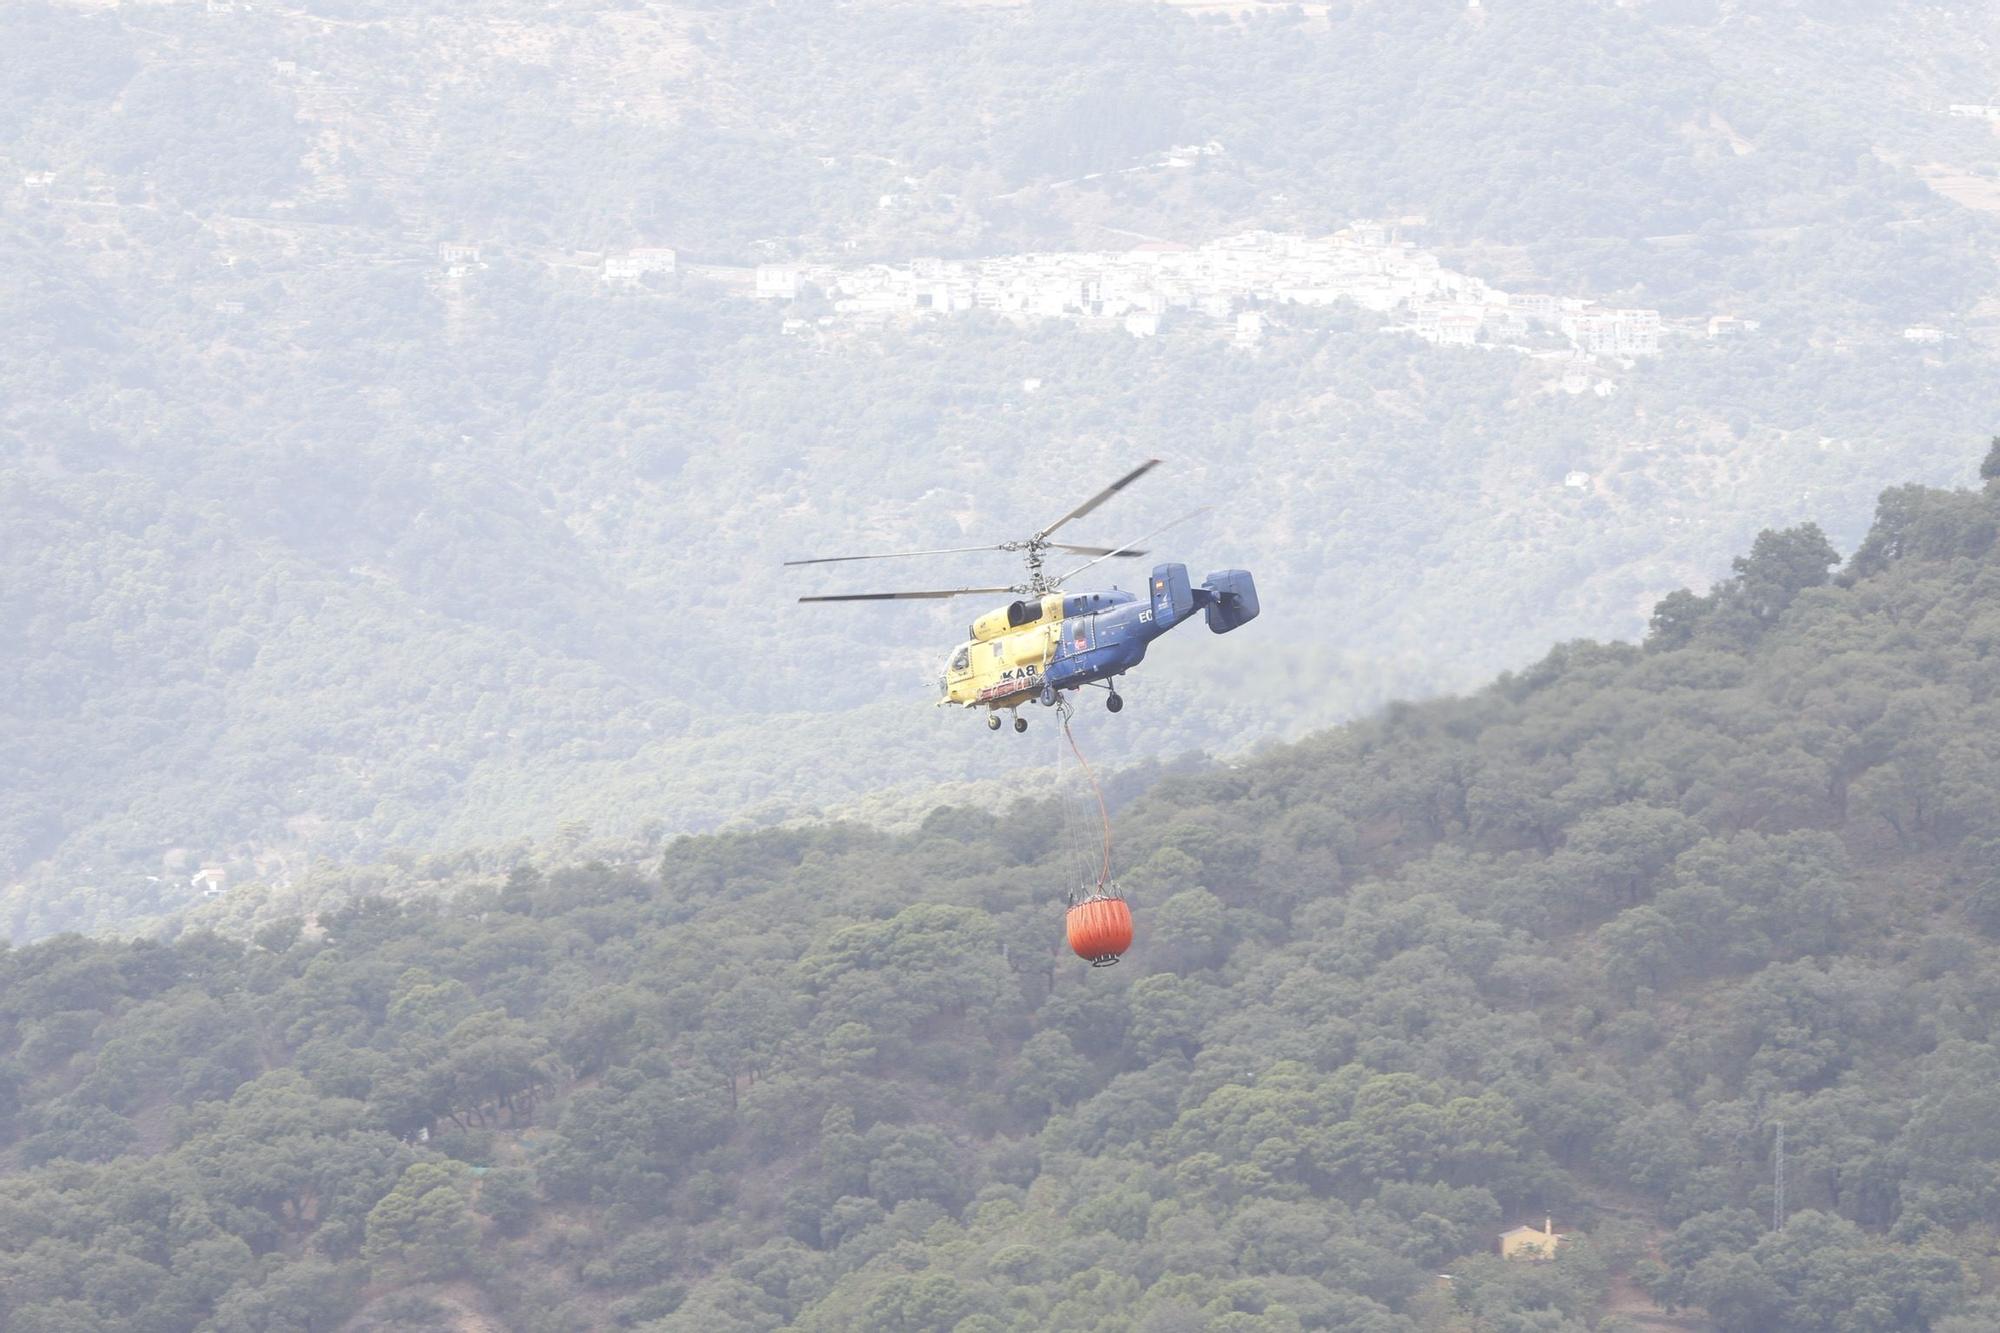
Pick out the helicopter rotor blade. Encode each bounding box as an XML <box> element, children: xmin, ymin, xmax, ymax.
<box><xmin>1038</xmin><ymin>458</ymin><xmax>1161</xmax><ymax>540</ymax></box>
<box><xmin>1049</xmin><ymin>543</ymin><xmax>1149</xmax><ymax>558</ymax></box>
<box><xmin>1052</xmin><ymin>506</ymin><xmax>1213</xmax><ymax>586</ymax></box>
<box><xmin>783</xmin><ymin>543</ymin><xmax>1011</xmax><ymax>567</ymax></box>
<box><xmin>798</xmin><ymin>586</ymin><xmax>1018</xmax><ymax>603</ymax></box>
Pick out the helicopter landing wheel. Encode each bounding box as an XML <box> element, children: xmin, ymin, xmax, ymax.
<box><xmin>1013</xmin><ymin>715</ymin><xmax>1028</xmax><ymax>733</ymax></box>
<box><xmin>1039</xmin><ymin>683</ymin><xmax>1057</xmax><ymax>706</ymax></box>
<box><xmin>1106</xmin><ymin>691</ymin><xmax>1124</xmax><ymax>714</ymax></box>
<box><xmin>986</xmin><ymin>713</ymin><xmax>1002</xmax><ymax>731</ymax></box>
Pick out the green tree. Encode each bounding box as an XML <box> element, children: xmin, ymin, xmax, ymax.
<box><xmin>361</xmin><ymin>1163</ymin><xmax>477</xmax><ymax>1280</ymax></box>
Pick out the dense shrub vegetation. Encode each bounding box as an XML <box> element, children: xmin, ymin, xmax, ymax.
<box><xmin>11</xmin><ymin>479</ymin><xmax>2000</xmax><ymax>1329</ymax></box>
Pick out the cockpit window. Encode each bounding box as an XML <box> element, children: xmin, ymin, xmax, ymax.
<box><xmin>950</xmin><ymin>647</ymin><xmax>969</xmax><ymax>673</ymax></box>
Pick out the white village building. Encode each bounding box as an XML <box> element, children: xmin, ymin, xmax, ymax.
<box><xmin>603</xmin><ymin>248</ymin><xmax>677</xmax><ymax>284</ymax></box>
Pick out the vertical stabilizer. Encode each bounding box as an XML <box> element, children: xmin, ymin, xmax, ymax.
<box><xmin>1149</xmin><ymin>563</ymin><xmax>1196</xmax><ymax>629</ymax></box>
<box><xmin>1202</xmin><ymin>569</ymin><xmax>1260</xmax><ymax>633</ymax></box>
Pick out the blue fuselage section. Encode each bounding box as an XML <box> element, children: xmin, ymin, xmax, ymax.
<box><xmin>1045</xmin><ymin>588</ymin><xmax>1156</xmax><ymax>690</ymax></box>
<box><xmin>1047</xmin><ymin>560</ymin><xmax>1248</xmax><ymax>689</ymax></box>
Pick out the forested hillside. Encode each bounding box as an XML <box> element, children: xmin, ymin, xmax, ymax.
<box><xmin>10</xmin><ymin>475</ymin><xmax>2000</xmax><ymax>1331</ymax></box>
<box><xmin>7</xmin><ymin>0</ymin><xmax>2000</xmax><ymax>932</ymax></box>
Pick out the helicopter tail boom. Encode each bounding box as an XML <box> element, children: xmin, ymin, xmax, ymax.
<box><xmin>1145</xmin><ymin>563</ymin><xmax>1259</xmax><ymax>635</ymax></box>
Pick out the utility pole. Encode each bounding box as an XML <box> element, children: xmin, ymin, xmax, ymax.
<box><xmin>1772</xmin><ymin>1121</ymin><xmax>1787</xmax><ymax>1232</ymax></box>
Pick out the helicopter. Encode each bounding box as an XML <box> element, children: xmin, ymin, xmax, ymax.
<box><xmin>786</xmin><ymin>460</ymin><xmax>1259</xmax><ymax>732</ymax></box>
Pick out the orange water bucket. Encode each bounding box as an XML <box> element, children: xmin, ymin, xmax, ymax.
<box><xmin>1066</xmin><ymin>895</ymin><xmax>1134</xmax><ymax>967</ymax></box>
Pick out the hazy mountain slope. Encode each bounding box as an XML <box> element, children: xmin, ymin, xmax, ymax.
<box><xmin>11</xmin><ymin>477</ymin><xmax>2000</xmax><ymax>1331</ymax></box>
<box><xmin>6</xmin><ymin>0</ymin><xmax>2000</xmax><ymax>932</ymax></box>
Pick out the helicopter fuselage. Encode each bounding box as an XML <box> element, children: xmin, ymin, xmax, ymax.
<box><xmin>938</xmin><ymin>562</ymin><xmax>1258</xmax><ymax>711</ymax></box>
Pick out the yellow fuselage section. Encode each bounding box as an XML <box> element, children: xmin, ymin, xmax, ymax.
<box><xmin>941</xmin><ymin>594</ymin><xmax>1063</xmax><ymax>708</ymax></box>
